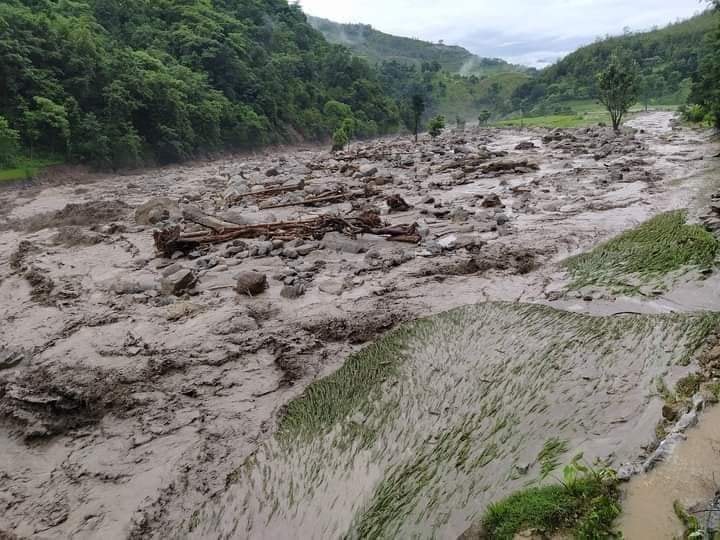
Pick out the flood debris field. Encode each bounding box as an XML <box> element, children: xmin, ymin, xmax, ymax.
<box><xmin>0</xmin><ymin>111</ymin><xmax>718</xmax><ymax>538</ymax></box>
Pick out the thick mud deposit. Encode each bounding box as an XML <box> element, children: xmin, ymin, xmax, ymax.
<box><xmin>0</xmin><ymin>112</ymin><xmax>717</xmax><ymax>538</ymax></box>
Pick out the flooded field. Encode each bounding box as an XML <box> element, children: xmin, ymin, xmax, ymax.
<box><xmin>0</xmin><ymin>112</ymin><xmax>719</xmax><ymax>538</ymax></box>
<box><xmin>193</xmin><ymin>303</ymin><xmax>718</xmax><ymax>539</ymax></box>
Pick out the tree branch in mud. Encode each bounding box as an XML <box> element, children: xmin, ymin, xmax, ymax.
<box><xmin>153</xmin><ymin>211</ymin><xmax>420</xmax><ymax>256</ymax></box>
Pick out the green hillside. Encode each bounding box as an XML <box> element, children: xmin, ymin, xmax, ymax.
<box><xmin>0</xmin><ymin>0</ymin><xmax>403</xmax><ymax>169</ymax></box>
<box><xmin>512</xmin><ymin>11</ymin><xmax>717</xmax><ymax>114</ymax></box>
<box><xmin>307</xmin><ymin>15</ymin><xmax>521</xmax><ymax>76</ymax></box>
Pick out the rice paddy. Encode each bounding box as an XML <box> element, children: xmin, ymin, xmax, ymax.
<box><xmin>189</xmin><ymin>302</ymin><xmax>719</xmax><ymax>539</ymax></box>
<box><xmin>564</xmin><ymin>210</ymin><xmax>720</xmax><ymax>294</ymax></box>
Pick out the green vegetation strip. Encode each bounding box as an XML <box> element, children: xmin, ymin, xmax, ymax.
<box><xmin>0</xmin><ymin>157</ymin><xmax>62</xmax><ymax>182</ymax></box>
<box><xmin>482</xmin><ymin>475</ymin><xmax>620</xmax><ymax>539</ymax></box>
<box><xmin>565</xmin><ymin>210</ymin><xmax>719</xmax><ymax>293</ymax></box>
<box><xmin>277</xmin><ymin>321</ymin><xmax>429</xmax><ymax>444</ymax></box>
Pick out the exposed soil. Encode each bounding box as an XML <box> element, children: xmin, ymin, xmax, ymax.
<box><xmin>0</xmin><ymin>112</ymin><xmax>717</xmax><ymax>538</ymax></box>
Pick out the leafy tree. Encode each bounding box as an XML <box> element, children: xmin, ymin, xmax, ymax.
<box><xmin>597</xmin><ymin>55</ymin><xmax>639</xmax><ymax>131</ymax></box>
<box><xmin>0</xmin><ymin>116</ymin><xmax>20</xmax><ymax>167</ymax></box>
<box><xmin>478</xmin><ymin>110</ymin><xmax>491</xmax><ymax>125</ymax></box>
<box><xmin>22</xmin><ymin>97</ymin><xmax>70</xmax><ymax>158</ymax></box>
<box><xmin>331</xmin><ymin>128</ymin><xmax>349</xmax><ymax>151</ymax></box>
<box><xmin>427</xmin><ymin>115</ymin><xmax>446</xmax><ymax>138</ymax></box>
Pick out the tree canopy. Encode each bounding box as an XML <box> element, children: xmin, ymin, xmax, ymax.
<box><xmin>0</xmin><ymin>0</ymin><xmax>401</xmax><ymax>167</ymax></box>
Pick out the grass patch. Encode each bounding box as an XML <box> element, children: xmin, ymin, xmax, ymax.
<box><xmin>494</xmin><ymin>114</ymin><xmax>597</xmax><ymax>129</ymax></box>
<box><xmin>0</xmin><ymin>156</ymin><xmax>63</xmax><ymax>182</ymax></box>
<box><xmin>482</xmin><ymin>462</ymin><xmax>621</xmax><ymax>540</ymax></box>
<box><xmin>277</xmin><ymin>320</ymin><xmax>428</xmax><ymax>444</ymax></box>
<box><xmin>538</xmin><ymin>438</ymin><xmax>569</xmax><ymax>479</ymax></box>
<box><xmin>564</xmin><ymin>210</ymin><xmax>719</xmax><ymax>294</ymax></box>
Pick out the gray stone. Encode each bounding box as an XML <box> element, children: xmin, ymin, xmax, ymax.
<box><xmin>296</xmin><ymin>244</ymin><xmax>316</xmax><ymax>256</ymax></box>
<box><xmin>235</xmin><ymin>271</ymin><xmax>268</xmax><ymax>296</ymax></box>
<box><xmin>281</xmin><ymin>284</ymin><xmax>306</xmax><ymax>299</ymax></box>
<box><xmin>111</xmin><ymin>276</ymin><xmax>158</xmax><ymax>295</ymax></box>
<box><xmin>321</xmin><ymin>232</ymin><xmax>367</xmax><ymax>254</ymax></box>
<box><xmin>256</xmin><ymin>241</ymin><xmax>273</xmax><ymax>257</ymax></box>
<box><xmin>160</xmin><ymin>269</ymin><xmax>197</xmax><ymax>296</ymax></box>
<box><xmin>617</xmin><ymin>462</ymin><xmax>644</xmax><ymax>481</ymax></box>
<box><xmin>161</xmin><ymin>263</ymin><xmax>184</xmax><ymax>278</ymax></box>
<box><xmin>282</xmin><ymin>248</ymin><xmax>298</xmax><ymax>259</ymax></box>
<box><xmin>318</xmin><ymin>279</ymin><xmax>345</xmax><ymax>296</ymax></box>
<box><xmin>359</xmin><ymin>165</ymin><xmax>378</xmax><ymax>177</ymax></box>
<box><xmin>0</xmin><ymin>348</ymin><xmax>27</xmax><ymax>370</ymax></box>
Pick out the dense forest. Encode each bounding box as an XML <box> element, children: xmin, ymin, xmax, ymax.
<box><xmin>511</xmin><ymin>10</ymin><xmax>718</xmax><ymax>116</ymax></box>
<box><xmin>307</xmin><ymin>16</ymin><xmax>521</xmax><ymax>77</ymax></box>
<box><xmin>0</xmin><ymin>0</ymin><xmax>404</xmax><ymax>168</ymax></box>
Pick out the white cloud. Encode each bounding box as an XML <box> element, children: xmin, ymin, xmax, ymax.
<box><xmin>298</xmin><ymin>0</ymin><xmax>707</xmax><ymax>66</ymax></box>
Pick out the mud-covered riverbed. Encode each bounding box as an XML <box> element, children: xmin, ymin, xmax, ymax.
<box><xmin>0</xmin><ymin>112</ymin><xmax>717</xmax><ymax>538</ymax></box>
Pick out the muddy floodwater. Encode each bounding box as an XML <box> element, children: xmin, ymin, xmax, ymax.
<box><xmin>620</xmin><ymin>404</ymin><xmax>720</xmax><ymax>539</ymax></box>
<box><xmin>0</xmin><ymin>112</ymin><xmax>718</xmax><ymax>538</ymax></box>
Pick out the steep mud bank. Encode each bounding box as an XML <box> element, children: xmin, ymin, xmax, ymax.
<box><xmin>0</xmin><ymin>112</ymin><xmax>716</xmax><ymax>537</ymax></box>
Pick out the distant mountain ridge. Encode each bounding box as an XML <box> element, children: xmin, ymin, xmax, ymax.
<box><xmin>307</xmin><ymin>15</ymin><xmax>523</xmax><ymax>76</ymax></box>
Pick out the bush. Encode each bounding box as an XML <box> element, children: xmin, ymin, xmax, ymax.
<box><xmin>331</xmin><ymin>128</ymin><xmax>349</xmax><ymax>151</ymax></box>
<box><xmin>428</xmin><ymin>115</ymin><xmax>446</xmax><ymax>138</ymax></box>
<box><xmin>0</xmin><ymin>116</ymin><xmax>20</xmax><ymax>168</ymax></box>
<box><xmin>682</xmin><ymin>103</ymin><xmax>708</xmax><ymax>123</ymax></box>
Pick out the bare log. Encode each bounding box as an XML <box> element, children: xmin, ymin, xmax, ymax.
<box><xmin>181</xmin><ymin>205</ymin><xmax>239</xmax><ymax>233</ymax></box>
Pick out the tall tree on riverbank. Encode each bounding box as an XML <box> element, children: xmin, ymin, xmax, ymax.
<box><xmin>597</xmin><ymin>55</ymin><xmax>640</xmax><ymax>131</ymax></box>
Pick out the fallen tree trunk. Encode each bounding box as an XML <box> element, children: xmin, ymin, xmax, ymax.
<box><xmin>260</xmin><ymin>190</ymin><xmax>366</xmax><ymax>210</ymax></box>
<box><xmin>226</xmin><ymin>181</ymin><xmax>304</xmax><ymax>204</ymax></box>
<box><xmin>181</xmin><ymin>205</ymin><xmax>239</xmax><ymax>233</ymax></box>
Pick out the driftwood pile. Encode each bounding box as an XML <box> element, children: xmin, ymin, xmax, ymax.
<box><xmin>153</xmin><ymin>206</ymin><xmax>420</xmax><ymax>256</ymax></box>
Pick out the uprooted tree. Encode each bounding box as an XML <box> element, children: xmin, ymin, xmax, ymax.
<box><xmin>597</xmin><ymin>54</ymin><xmax>640</xmax><ymax>131</ymax></box>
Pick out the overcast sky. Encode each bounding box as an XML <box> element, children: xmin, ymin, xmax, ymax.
<box><xmin>298</xmin><ymin>0</ymin><xmax>707</xmax><ymax>67</ymax></box>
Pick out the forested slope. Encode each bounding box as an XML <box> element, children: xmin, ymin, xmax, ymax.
<box><xmin>0</xmin><ymin>0</ymin><xmax>401</xmax><ymax>168</ymax></box>
<box><xmin>307</xmin><ymin>15</ymin><xmax>518</xmax><ymax>76</ymax></box>
<box><xmin>512</xmin><ymin>11</ymin><xmax>717</xmax><ymax>112</ymax></box>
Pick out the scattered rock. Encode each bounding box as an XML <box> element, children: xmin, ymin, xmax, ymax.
<box><xmin>318</xmin><ymin>280</ymin><xmax>345</xmax><ymax>296</ymax></box>
<box><xmin>359</xmin><ymin>165</ymin><xmax>378</xmax><ymax>177</ymax></box>
<box><xmin>135</xmin><ymin>197</ymin><xmax>181</xmax><ymax>225</ymax></box>
<box><xmin>160</xmin><ymin>269</ymin><xmax>197</xmax><ymax>296</ymax></box>
<box><xmin>281</xmin><ymin>284</ymin><xmax>306</xmax><ymax>299</ymax></box>
<box><xmin>481</xmin><ymin>194</ymin><xmax>504</xmax><ymax>208</ymax></box>
<box><xmin>386</xmin><ymin>194</ymin><xmax>411</xmax><ymax>212</ymax></box>
<box><xmin>235</xmin><ymin>271</ymin><xmax>268</xmax><ymax>296</ymax></box>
